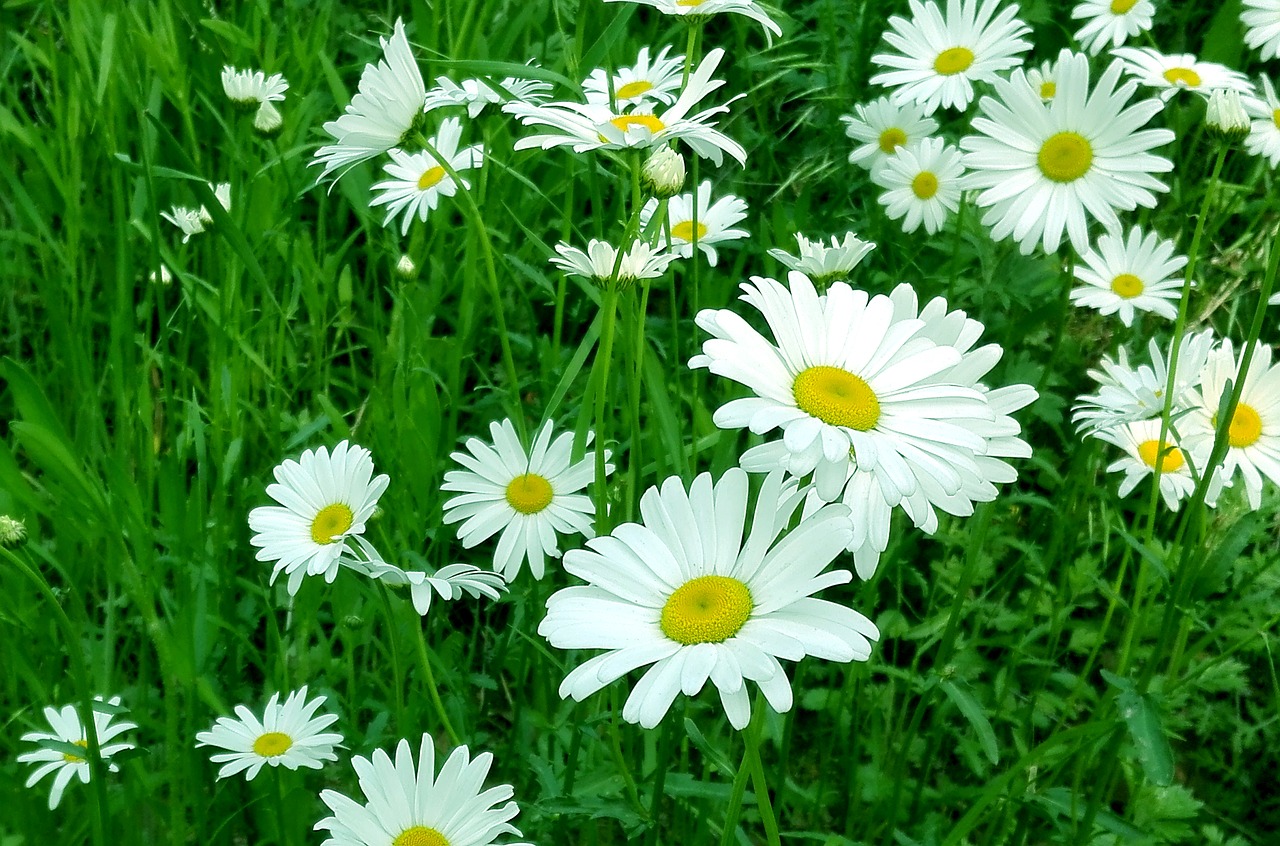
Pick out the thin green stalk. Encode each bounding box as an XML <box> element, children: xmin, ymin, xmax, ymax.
<box><xmin>412</xmin><ymin>621</ymin><xmax>462</xmax><ymax>746</ymax></box>
<box><xmin>644</xmin><ymin>714</ymin><xmax>677</xmax><ymax>846</ymax></box>
<box><xmin>275</xmin><ymin>767</ymin><xmax>292</xmax><ymax>846</ymax></box>
<box><xmin>606</xmin><ymin>687</ymin><xmax>645</xmax><ymax>816</ymax></box>
<box><xmin>718</xmin><ymin>702</ymin><xmax>762</xmax><ymax>846</ymax></box>
<box><xmin>1033</xmin><ymin>251</ymin><xmax>1076</xmax><ymax>396</ymax></box>
<box><xmin>743</xmin><ymin>696</ymin><xmax>783</xmax><ymax>846</ymax></box>
<box><xmin>593</xmin><ymin>287</ymin><xmax>621</xmax><ymax>533</ymax></box>
<box><xmin>375</xmin><ymin>583</ymin><xmax>407</xmax><ymax>732</ymax></box>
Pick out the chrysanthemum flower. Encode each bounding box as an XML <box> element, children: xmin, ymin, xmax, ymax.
<box><xmin>1072</xmin><ymin>331</ymin><xmax>1215</xmax><ymax>433</ymax></box>
<box><xmin>766</xmin><ymin>232</ymin><xmax>876</xmax><ymax>287</ymax></box>
<box><xmin>870</xmin><ymin>0</ymin><xmax>1032</xmax><ymax>114</ymax></box>
<box><xmin>315</xmin><ymin>734</ymin><xmax>530</xmax><ymax>846</ymax></box>
<box><xmin>584</xmin><ymin>45</ymin><xmax>685</xmax><ymax>109</ymax></box>
<box><xmin>539</xmin><ymin>469</ymin><xmax>879</xmax><ymax>729</ymax></box>
<box><xmin>1069</xmin><ymin>226</ymin><xmax>1188</xmax><ymax>326</ymax></box>
<box><xmin>18</xmin><ymin>696</ymin><xmax>136</xmax><ymax>809</ymax></box>
<box><xmin>1097</xmin><ymin>418</ymin><xmax>1224</xmax><ymax>510</ymax></box>
<box><xmin>640</xmin><ymin>180</ymin><xmax>748</xmax><ymax>267</ymax></box>
<box><xmin>442</xmin><ymin>419</ymin><xmax>610</xmax><ymax>581</ymax></box>
<box><xmin>549</xmin><ymin>239</ymin><xmax>675</xmax><ymax>290</ymax></box>
<box><xmin>603</xmin><ymin>0</ymin><xmax>783</xmax><ymax>43</ymax></box>
<box><xmin>1242</xmin><ymin>0</ymin><xmax>1280</xmax><ymax>60</ymax></box>
<box><xmin>195</xmin><ymin>687</ymin><xmax>342</xmax><ymax>781</ymax></box>
<box><xmin>221</xmin><ymin>66</ymin><xmax>288</xmax><ymax>107</ymax></box>
<box><xmin>1243</xmin><ymin>76</ymin><xmax>1280</xmax><ymax>167</ymax></box>
<box><xmin>1111</xmin><ymin>47</ymin><xmax>1253</xmax><ymax>102</ymax></box>
<box><xmin>313</xmin><ymin>18</ymin><xmax>427</xmax><ymax>182</ymax></box>
<box><xmin>1025</xmin><ymin>58</ymin><xmax>1060</xmax><ymax>101</ymax></box>
<box><xmin>423</xmin><ymin>71</ymin><xmax>552</xmax><ymax>117</ymax></box>
<box><xmin>871</xmin><ymin>137</ymin><xmax>966</xmax><ymax>234</ymax></box>
<box><xmin>961</xmin><ymin>50</ymin><xmax>1174</xmax><ymax>256</ymax></box>
<box><xmin>248</xmin><ymin>440</ymin><xmax>390</xmax><ymax>596</ymax></box>
<box><xmin>840</xmin><ymin>96</ymin><xmax>940</xmax><ymax>174</ymax></box>
<box><xmin>369</xmin><ymin>118</ymin><xmax>484</xmax><ymax>236</ymax></box>
<box><xmin>1070</xmin><ymin>0</ymin><xmax>1154</xmax><ymax>55</ymax></box>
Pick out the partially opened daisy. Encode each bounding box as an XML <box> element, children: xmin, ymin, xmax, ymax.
<box><xmin>840</xmin><ymin>96</ymin><xmax>940</xmax><ymax>174</ymax></box>
<box><xmin>640</xmin><ymin>180</ymin><xmax>749</xmax><ymax>266</ymax></box>
<box><xmin>423</xmin><ymin>71</ymin><xmax>552</xmax><ymax>117</ymax></box>
<box><xmin>870</xmin><ymin>0</ymin><xmax>1032</xmax><ymax>114</ymax></box>
<box><xmin>1244</xmin><ymin>76</ymin><xmax>1280</xmax><ymax>167</ymax></box>
<box><xmin>313</xmin><ymin>18</ymin><xmax>427</xmax><ymax>182</ymax></box>
<box><xmin>539</xmin><ymin>469</ymin><xmax>879</xmax><ymax>729</ymax></box>
<box><xmin>871</xmin><ymin>136</ymin><xmax>966</xmax><ymax>234</ymax></box>
<box><xmin>248</xmin><ymin>440</ymin><xmax>390</xmax><ymax>595</ymax></box>
<box><xmin>766</xmin><ymin>232</ymin><xmax>876</xmax><ymax>287</ymax></box>
<box><xmin>1097</xmin><ymin>418</ymin><xmax>1224</xmax><ymax>510</ymax></box>
<box><xmin>195</xmin><ymin>687</ymin><xmax>342</xmax><ymax>781</ymax></box>
<box><xmin>442</xmin><ymin>419</ymin><xmax>611</xmax><ymax>581</ymax></box>
<box><xmin>961</xmin><ymin>50</ymin><xmax>1174</xmax><ymax>256</ymax></box>
<box><xmin>1070</xmin><ymin>0</ymin><xmax>1154</xmax><ymax>55</ymax></box>
<box><xmin>550</xmin><ymin>239</ymin><xmax>675</xmax><ymax>290</ymax></box>
<box><xmin>221</xmin><ymin>66</ymin><xmax>288</xmax><ymax>108</ymax></box>
<box><xmin>1111</xmin><ymin>47</ymin><xmax>1252</xmax><ymax>102</ymax></box>
<box><xmin>1242</xmin><ymin>0</ymin><xmax>1280</xmax><ymax>60</ymax></box>
<box><xmin>603</xmin><ymin>0</ymin><xmax>783</xmax><ymax>43</ymax></box>
<box><xmin>315</xmin><ymin>734</ymin><xmax>530</xmax><ymax>846</ymax></box>
<box><xmin>369</xmin><ymin>117</ymin><xmax>484</xmax><ymax>236</ymax></box>
<box><xmin>18</xmin><ymin>696</ymin><xmax>136</xmax><ymax>809</ymax></box>
<box><xmin>584</xmin><ymin>45</ymin><xmax>685</xmax><ymax>109</ymax></box>
<box><xmin>1072</xmin><ymin>330</ymin><xmax>1215</xmax><ymax>433</ymax></box>
<box><xmin>1069</xmin><ymin>226</ymin><xmax>1188</xmax><ymax>326</ymax></box>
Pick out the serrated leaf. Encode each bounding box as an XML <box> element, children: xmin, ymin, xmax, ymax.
<box><xmin>1116</xmin><ymin>687</ymin><xmax>1175</xmax><ymax>787</ymax></box>
<box><xmin>940</xmin><ymin>679</ymin><xmax>999</xmax><ymax>765</ymax></box>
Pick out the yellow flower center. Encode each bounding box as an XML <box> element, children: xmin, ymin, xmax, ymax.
<box><xmin>63</xmin><ymin>739</ymin><xmax>89</xmax><ymax>763</ymax></box>
<box><xmin>793</xmin><ymin>366</ymin><xmax>881</xmax><ymax>431</ymax></box>
<box><xmin>252</xmin><ymin>731</ymin><xmax>294</xmax><ymax>758</ymax></box>
<box><xmin>676</xmin><ymin>0</ymin><xmax>706</xmax><ymax>5</ymax></box>
<box><xmin>1037</xmin><ymin>132</ymin><xmax>1094</xmax><ymax>183</ymax></box>
<box><xmin>1216</xmin><ymin>403</ymin><xmax>1264</xmax><ymax>448</ymax></box>
<box><xmin>1110</xmin><ymin>273</ymin><xmax>1144</xmax><ymax>298</ymax></box>
<box><xmin>671</xmin><ymin>220</ymin><xmax>708</xmax><ymax>241</ymax></box>
<box><xmin>311</xmin><ymin>503</ymin><xmax>354</xmax><ymax>544</ymax></box>
<box><xmin>1110</xmin><ymin>0</ymin><xmax>1139</xmax><ymax>13</ymax></box>
<box><xmin>1162</xmin><ymin>67</ymin><xmax>1202</xmax><ymax>88</ymax></box>
<box><xmin>911</xmin><ymin>171</ymin><xmax>939</xmax><ymax>199</ymax></box>
<box><xmin>1272</xmin><ymin>108</ymin><xmax>1280</xmax><ymax>129</ymax></box>
<box><xmin>1136</xmin><ymin>439</ymin><xmax>1185</xmax><ymax>472</ymax></box>
<box><xmin>660</xmin><ymin>575</ymin><xmax>753</xmax><ymax>645</ymax></box>
<box><xmin>417</xmin><ymin>166</ymin><xmax>446</xmax><ymax>190</ymax></box>
<box><xmin>617</xmin><ymin>80</ymin><xmax>654</xmax><ymax>99</ymax></box>
<box><xmin>933</xmin><ymin>46</ymin><xmax>975</xmax><ymax>75</ymax></box>
<box><xmin>878</xmin><ymin>127</ymin><xmax>907</xmax><ymax>153</ymax></box>
<box><xmin>610</xmin><ymin>114</ymin><xmax>665</xmax><ymax>134</ymax></box>
<box><xmin>1040</xmin><ymin>81</ymin><xmax>1057</xmax><ymax>99</ymax></box>
<box><xmin>505</xmin><ymin>473</ymin><xmax>554</xmax><ymax>514</ymax></box>
<box><xmin>393</xmin><ymin>827</ymin><xmax>451</xmax><ymax>846</ymax></box>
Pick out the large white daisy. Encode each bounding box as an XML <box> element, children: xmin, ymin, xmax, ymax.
<box><xmin>1111</xmin><ymin>47</ymin><xmax>1253</xmax><ymax>102</ymax></box>
<box><xmin>539</xmin><ymin>469</ymin><xmax>879</xmax><ymax>730</ymax></box>
<box><xmin>1244</xmin><ymin>76</ymin><xmax>1280</xmax><ymax>167</ymax></box>
<box><xmin>369</xmin><ymin>118</ymin><xmax>484</xmax><ymax>236</ymax></box>
<box><xmin>640</xmin><ymin>179</ymin><xmax>749</xmax><ymax>267</ymax></box>
<box><xmin>1070</xmin><ymin>0</ymin><xmax>1155</xmax><ymax>55</ymax></box>
<box><xmin>602</xmin><ymin>0</ymin><xmax>783</xmax><ymax>43</ymax></box>
<box><xmin>766</xmin><ymin>232</ymin><xmax>876</xmax><ymax>287</ymax></box>
<box><xmin>840</xmin><ymin>96</ymin><xmax>940</xmax><ymax>174</ymax></box>
<box><xmin>871</xmin><ymin>136</ymin><xmax>966</xmax><ymax>235</ymax></box>
<box><xmin>195</xmin><ymin>686</ymin><xmax>342</xmax><ymax>781</ymax></box>
<box><xmin>18</xmin><ymin>696</ymin><xmax>137</xmax><ymax>810</ymax></box>
<box><xmin>583</xmin><ymin>45</ymin><xmax>685</xmax><ymax>109</ymax></box>
<box><xmin>1072</xmin><ymin>331</ymin><xmax>1215</xmax><ymax>434</ymax></box>
<box><xmin>1069</xmin><ymin>226</ymin><xmax>1188</xmax><ymax>326</ymax></box>
<box><xmin>1243</xmin><ymin>0</ymin><xmax>1280</xmax><ymax>60</ymax></box>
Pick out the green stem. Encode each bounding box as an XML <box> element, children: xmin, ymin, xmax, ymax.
<box><xmin>275</xmin><ymin>767</ymin><xmax>291</xmax><ymax>846</ymax></box>
<box><xmin>593</xmin><ymin>287</ymin><xmax>621</xmax><ymax>533</ymax></box>
<box><xmin>718</xmin><ymin>702</ymin><xmax>762</xmax><ymax>846</ymax></box>
<box><xmin>413</xmin><ymin>621</ymin><xmax>462</xmax><ymax>746</ymax></box>
<box><xmin>375</xmin><ymin>583</ymin><xmax>407</xmax><ymax>732</ymax></box>
<box><xmin>743</xmin><ymin>695</ymin><xmax>783</xmax><ymax>846</ymax></box>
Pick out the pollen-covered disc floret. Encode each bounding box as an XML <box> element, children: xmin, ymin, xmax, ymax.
<box><xmin>1096</xmin><ymin>418</ymin><xmax>1225</xmax><ymax>511</ymax></box>
<box><xmin>640</xmin><ymin>179</ymin><xmax>749</xmax><ymax>267</ymax></box>
<box><xmin>840</xmin><ymin>96</ymin><xmax>940</xmax><ymax>174</ymax></box>
<box><xmin>1069</xmin><ymin>226</ymin><xmax>1189</xmax><ymax>326</ymax></box>
<box><xmin>18</xmin><ymin>695</ymin><xmax>137</xmax><ymax>810</ymax></box>
<box><xmin>1111</xmin><ymin>47</ymin><xmax>1253</xmax><ymax>102</ymax></box>
<box><xmin>766</xmin><ymin>232</ymin><xmax>876</xmax><ymax>287</ymax></box>
<box><xmin>871</xmin><ymin>136</ymin><xmax>966</xmax><ymax>234</ymax></box>
<box><xmin>1070</xmin><ymin>0</ymin><xmax>1154</xmax><ymax>55</ymax></box>
<box><xmin>539</xmin><ymin>470</ymin><xmax>879</xmax><ymax>730</ymax></box>
<box><xmin>195</xmin><ymin>686</ymin><xmax>343</xmax><ymax>782</ymax></box>
<box><xmin>370</xmin><ymin>118</ymin><xmax>485</xmax><ymax>236</ymax></box>
<box><xmin>584</xmin><ymin>45</ymin><xmax>686</xmax><ymax>108</ymax></box>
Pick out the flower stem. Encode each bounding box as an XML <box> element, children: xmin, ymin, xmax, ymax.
<box><xmin>743</xmin><ymin>694</ymin><xmax>783</xmax><ymax>846</ymax></box>
<box><xmin>412</xmin><ymin>619</ymin><xmax>462</xmax><ymax>746</ymax></box>
<box><xmin>593</xmin><ymin>286</ymin><xmax>621</xmax><ymax>533</ymax></box>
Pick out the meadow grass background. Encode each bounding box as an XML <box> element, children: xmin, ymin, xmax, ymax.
<box><xmin>2</xmin><ymin>0</ymin><xmax>1280</xmax><ymax>843</ymax></box>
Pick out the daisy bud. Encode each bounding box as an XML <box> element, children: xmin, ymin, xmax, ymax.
<box><xmin>148</xmin><ymin>264</ymin><xmax>173</xmax><ymax>286</ymax></box>
<box><xmin>0</xmin><ymin>515</ymin><xmax>27</xmax><ymax>547</ymax></box>
<box><xmin>395</xmin><ymin>254</ymin><xmax>418</xmax><ymax>279</ymax></box>
<box><xmin>253</xmin><ymin>101</ymin><xmax>283</xmax><ymax>136</ymax></box>
<box><xmin>1205</xmin><ymin>89</ymin><xmax>1250</xmax><ymax>144</ymax></box>
<box><xmin>642</xmin><ymin>145</ymin><xmax>685</xmax><ymax>199</ymax></box>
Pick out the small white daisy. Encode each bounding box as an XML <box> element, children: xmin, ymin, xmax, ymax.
<box><xmin>870</xmin><ymin>0</ymin><xmax>1032</xmax><ymax>115</ymax></box>
<box><xmin>195</xmin><ymin>687</ymin><xmax>342</xmax><ymax>781</ymax></box>
<box><xmin>315</xmin><ymin>734</ymin><xmax>530</xmax><ymax>846</ymax></box>
<box><xmin>1242</xmin><ymin>0</ymin><xmax>1280</xmax><ymax>61</ymax></box>
<box><xmin>539</xmin><ymin>469</ymin><xmax>879</xmax><ymax>730</ymax></box>
<box><xmin>1111</xmin><ymin>47</ymin><xmax>1253</xmax><ymax>102</ymax></box>
<box><xmin>369</xmin><ymin>117</ymin><xmax>484</xmax><ymax>236</ymax></box>
<box><xmin>766</xmin><ymin>232</ymin><xmax>876</xmax><ymax>287</ymax></box>
<box><xmin>839</xmin><ymin>96</ymin><xmax>940</xmax><ymax>174</ymax></box>
<box><xmin>1244</xmin><ymin>76</ymin><xmax>1280</xmax><ymax>167</ymax></box>
<box><xmin>1072</xmin><ymin>330</ymin><xmax>1215</xmax><ymax>433</ymax></box>
<box><xmin>18</xmin><ymin>696</ymin><xmax>136</xmax><ymax>810</ymax></box>
<box><xmin>871</xmin><ymin>136</ymin><xmax>966</xmax><ymax>235</ymax></box>
<box><xmin>1025</xmin><ymin>58</ymin><xmax>1060</xmax><ymax>100</ymax></box>
<box><xmin>640</xmin><ymin>179</ymin><xmax>749</xmax><ymax>267</ymax></box>
<box><xmin>161</xmin><ymin>206</ymin><xmax>207</xmax><ymax>242</ymax></box>
<box><xmin>442</xmin><ymin>419</ymin><xmax>611</xmax><ymax>581</ymax></box>
<box><xmin>1069</xmin><ymin>226</ymin><xmax>1188</xmax><ymax>326</ymax></box>
<box><xmin>603</xmin><ymin>0</ymin><xmax>783</xmax><ymax>43</ymax></box>
<box><xmin>423</xmin><ymin>70</ymin><xmax>553</xmax><ymax>118</ymax></box>
<box><xmin>1097</xmin><ymin>418</ymin><xmax>1225</xmax><ymax>511</ymax></box>
<box><xmin>584</xmin><ymin>45</ymin><xmax>685</xmax><ymax>109</ymax></box>
<box><xmin>221</xmin><ymin>66</ymin><xmax>288</xmax><ymax>107</ymax></box>
<box><xmin>1070</xmin><ymin>0</ymin><xmax>1155</xmax><ymax>55</ymax></box>
<box><xmin>247</xmin><ymin>440</ymin><xmax>391</xmax><ymax>596</ymax></box>
<box><xmin>350</xmin><ymin>559</ymin><xmax>507</xmax><ymax>616</ymax></box>
<box><xmin>549</xmin><ymin>239</ymin><xmax>675</xmax><ymax>289</ymax></box>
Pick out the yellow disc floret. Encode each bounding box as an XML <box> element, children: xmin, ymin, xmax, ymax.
<box><xmin>393</xmin><ymin>827</ymin><xmax>451</xmax><ymax>846</ymax></box>
<box><xmin>878</xmin><ymin>127</ymin><xmax>907</xmax><ymax>153</ymax></box>
<box><xmin>1162</xmin><ymin>67</ymin><xmax>1201</xmax><ymax>88</ymax></box>
<box><xmin>610</xmin><ymin>114</ymin><xmax>665</xmax><ymax>134</ymax></box>
<box><xmin>1037</xmin><ymin>132</ymin><xmax>1094</xmax><ymax>183</ymax></box>
<box><xmin>793</xmin><ymin>366</ymin><xmax>881</xmax><ymax>431</ymax></box>
<box><xmin>63</xmin><ymin>739</ymin><xmax>88</xmax><ymax>763</ymax></box>
<box><xmin>311</xmin><ymin>503</ymin><xmax>354</xmax><ymax>545</ymax></box>
<box><xmin>1040</xmin><ymin>81</ymin><xmax>1057</xmax><ymax>99</ymax></box>
<box><xmin>671</xmin><ymin>220</ymin><xmax>709</xmax><ymax>241</ymax></box>
<box><xmin>617</xmin><ymin>80</ymin><xmax>654</xmax><ymax>99</ymax></box>
<box><xmin>252</xmin><ymin>731</ymin><xmax>293</xmax><ymax>758</ymax></box>
<box><xmin>911</xmin><ymin>171</ymin><xmax>940</xmax><ymax>199</ymax></box>
<box><xmin>934</xmin><ymin>47</ymin><xmax>975</xmax><ymax>75</ymax></box>
<box><xmin>506</xmin><ymin>473</ymin><xmax>554</xmax><ymax>514</ymax></box>
<box><xmin>660</xmin><ymin>576</ymin><xmax>753</xmax><ymax>645</ymax></box>
<box><xmin>1110</xmin><ymin>0</ymin><xmax>1139</xmax><ymax>12</ymax></box>
<box><xmin>1136</xmin><ymin>439</ymin><xmax>1185</xmax><ymax>472</ymax></box>
<box><xmin>1110</xmin><ymin>273</ymin><xmax>1144</xmax><ymax>298</ymax></box>
<box><xmin>417</xmin><ymin>167</ymin><xmax>446</xmax><ymax>190</ymax></box>
<box><xmin>1222</xmin><ymin>403</ymin><xmax>1263</xmax><ymax>448</ymax></box>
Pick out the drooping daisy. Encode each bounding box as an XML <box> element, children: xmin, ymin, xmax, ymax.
<box><xmin>549</xmin><ymin>239</ymin><xmax>676</xmax><ymax>290</ymax></box>
<box><xmin>1242</xmin><ymin>0</ymin><xmax>1280</xmax><ymax>61</ymax></box>
<box><xmin>639</xmin><ymin>180</ymin><xmax>749</xmax><ymax>266</ymax></box>
<box><xmin>839</xmin><ymin>96</ymin><xmax>940</xmax><ymax>174</ymax></box>
<box><xmin>584</xmin><ymin>45</ymin><xmax>685</xmax><ymax>109</ymax></box>
<box><xmin>1070</xmin><ymin>0</ymin><xmax>1155</xmax><ymax>55</ymax></box>
<box><xmin>350</xmin><ymin>559</ymin><xmax>507</xmax><ymax>616</ymax></box>
<box><xmin>603</xmin><ymin>0</ymin><xmax>783</xmax><ymax>43</ymax></box>
<box><xmin>961</xmin><ymin>50</ymin><xmax>1174</xmax><ymax>256</ymax></box>
<box><xmin>313</xmin><ymin>18</ymin><xmax>427</xmax><ymax>182</ymax></box>
<box><xmin>871</xmin><ymin>137</ymin><xmax>966</xmax><ymax>235</ymax></box>
<box><xmin>766</xmin><ymin>232</ymin><xmax>876</xmax><ymax>287</ymax></box>
<box><xmin>315</xmin><ymin>734</ymin><xmax>529</xmax><ymax>846</ymax></box>
<box><xmin>539</xmin><ymin>469</ymin><xmax>879</xmax><ymax>729</ymax></box>
<box><xmin>1069</xmin><ymin>226</ymin><xmax>1188</xmax><ymax>326</ymax></box>
<box><xmin>369</xmin><ymin>118</ymin><xmax>484</xmax><ymax>236</ymax></box>
<box><xmin>195</xmin><ymin>687</ymin><xmax>342</xmax><ymax>781</ymax></box>
<box><xmin>1243</xmin><ymin>76</ymin><xmax>1280</xmax><ymax>167</ymax></box>
<box><xmin>442</xmin><ymin>419</ymin><xmax>610</xmax><ymax>581</ymax></box>
<box><xmin>18</xmin><ymin>696</ymin><xmax>136</xmax><ymax>810</ymax></box>
<box><xmin>248</xmin><ymin>440</ymin><xmax>391</xmax><ymax>596</ymax></box>
<box><xmin>1111</xmin><ymin>47</ymin><xmax>1253</xmax><ymax>102</ymax></box>
<box><xmin>1097</xmin><ymin>418</ymin><xmax>1224</xmax><ymax>510</ymax></box>
<box><xmin>221</xmin><ymin>66</ymin><xmax>288</xmax><ymax>108</ymax></box>
<box><xmin>1025</xmin><ymin>58</ymin><xmax>1060</xmax><ymax>100</ymax></box>
<box><xmin>870</xmin><ymin>0</ymin><xmax>1032</xmax><ymax>115</ymax></box>
<box><xmin>1072</xmin><ymin>330</ymin><xmax>1215</xmax><ymax>433</ymax></box>
<box><xmin>423</xmin><ymin>71</ymin><xmax>553</xmax><ymax>117</ymax></box>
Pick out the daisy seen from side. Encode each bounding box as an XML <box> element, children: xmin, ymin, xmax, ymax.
<box><xmin>195</xmin><ymin>687</ymin><xmax>342</xmax><ymax>781</ymax></box>
<box><xmin>423</xmin><ymin>71</ymin><xmax>553</xmax><ymax>117</ymax></box>
<box><xmin>839</xmin><ymin>96</ymin><xmax>940</xmax><ymax>174</ymax></box>
<box><xmin>871</xmin><ymin>136</ymin><xmax>966</xmax><ymax>235</ymax></box>
<box><xmin>1070</xmin><ymin>0</ymin><xmax>1155</xmax><ymax>55</ymax></box>
<box><xmin>640</xmin><ymin>179</ymin><xmax>749</xmax><ymax>266</ymax></box>
<box><xmin>369</xmin><ymin>117</ymin><xmax>485</xmax><ymax>236</ymax></box>
<box><xmin>349</xmin><ymin>558</ymin><xmax>508</xmax><ymax>616</ymax></box>
<box><xmin>221</xmin><ymin>66</ymin><xmax>288</xmax><ymax>107</ymax></box>
<box><xmin>1111</xmin><ymin>47</ymin><xmax>1253</xmax><ymax>102</ymax></box>
<box><xmin>766</xmin><ymin>232</ymin><xmax>876</xmax><ymax>288</ymax></box>
<box><xmin>549</xmin><ymin>239</ymin><xmax>676</xmax><ymax>290</ymax></box>
<box><xmin>1069</xmin><ymin>226</ymin><xmax>1189</xmax><ymax>326</ymax></box>
<box><xmin>1072</xmin><ymin>331</ymin><xmax>1215</xmax><ymax>434</ymax></box>
<box><xmin>18</xmin><ymin>696</ymin><xmax>136</xmax><ymax>810</ymax></box>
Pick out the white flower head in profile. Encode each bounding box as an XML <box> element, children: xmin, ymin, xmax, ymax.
<box><xmin>767</xmin><ymin>232</ymin><xmax>876</xmax><ymax>287</ymax></box>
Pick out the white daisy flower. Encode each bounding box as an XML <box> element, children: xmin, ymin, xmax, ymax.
<box><xmin>1069</xmin><ymin>226</ymin><xmax>1189</xmax><ymax>326</ymax></box>
<box><xmin>1243</xmin><ymin>76</ymin><xmax>1280</xmax><ymax>167</ymax></box>
<box><xmin>1070</xmin><ymin>0</ymin><xmax>1154</xmax><ymax>55</ymax></box>
<box><xmin>1097</xmin><ymin>418</ymin><xmax>1224</xmax><ymax>511</ymax></box>
<box><xmin>766</xmin><ymin>232</ymin><xmax>876</xmax><ymax>287</ymax></box>
<box><xmin>18</xmin><ymin>696</ymin><xmax>136</xmax><ymax>810</ymax></box>
<box><xmin>505</xmin><ymin>48</ymin><xmax>747</xmax><ymax>166</ymax></box>
<box><xmin>1242</xmin><ymin>0</ymin><xmax>1280</xmax><ymax>61</ymax></box>
<box><xmin>583</xmin><ymin>45</ymin><xmax>685</xmax><ymax>109</ymax></box>
<box><xmin>423</xmin><ymin>70</ymin><xmax>553</xmax><ymax>118</ymax></box>
<box><xmin>350</xmin><ymin>559</ymin><xmax>507</xmax><ymax>616</ymax></box>
<box><xmin>313</xmin><ymin>18</ymin><xmax>427</xmax><ymax>183</ymax></box>
<box><xmin>961</xmin><ymin>50</ymin><xmax>1174</xmax><ymax>256</ymax></box>
<box><xmin>839</xmin><ymin>96</ymin><xmax>940</xmax><ymax>174</ymax></box>
<box><xmin>162</xmin><ymin>206</ymin><xmax>207</xmax><ymax>242</ymax></box>
<box><xmin>870</xmin><ymin>0</ymin><xmax>1032</xmax><ymax>115</ymax></box>
<box><xmin>442</xmin><ymin>419</ymin><xmax>611</xmax><ymax>581</ymax></box>
<box><xmin>255</xmin><ymin>101</ymin><xmax>284</xmax><ymax>134</ymax></box>
<box><xmin>549</xmin><ymin>239</ymin><xmax>675</xmax><ymax>289</ymax></box>
<box><xmin>247</xmin><ymin>440</ymin><xmax>391</xmax><ymax>596</ymax></box>
<box><xmin>640</xmin><ymin>179</ymin><xmax>748</xmax><ymax>267</ymax></box>
<box><xmin>603</xmin><ymin>0</ymin><xmax>783</xmax><ymax>43</ymax></box>
<box><xmin>871</xmin><ymin>136</ymin><xmax>966</xmax><ymax>235</ymax></box>
<box><xmin>1025</xmin><ymin>58</ymin><xmax>1060</xmax><ymax>101</ymax></box>
<box><xmin>1111</xmin><ymin>47</ymin><xmax>1253</xmax><ymax>102</ymax></box>
<box><xmin>539</xmin><ymin>469</ymin><xmax>879</xmax><ymax>730</ymax></box>
<box><xmin>195</xmin><ymin>687</ymin><xmax>342</xmax><ymax>782</ymax></box>
<box><xmin>315</xmin><ymin>734</ymin><xmax>530</xmax><ymax>846</ymax></box>
<box><xmin>221</xmin><ymin>66</ymin><xmax>288</xmax><ymax>107</ymax></box>
<box><xmin>369</xmin><ymin>118</ymin><xmax>484</xmax><ymax>236</ymax></box>
<box><xmin>1072</xmin><ymin>330</ymin><xmax>1215</xmax><ymax>434</ymax></box>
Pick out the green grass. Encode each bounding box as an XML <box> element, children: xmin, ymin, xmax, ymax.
<box><xmin>2</xmin><ymin>0</ymin><xmax>1280</xmax><ymax>844</ymax></box>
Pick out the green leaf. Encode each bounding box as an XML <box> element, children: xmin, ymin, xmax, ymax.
<box><xmin>1191</xmin><ymin>512</ymin><xmax>1260</xmax><ymax>599</ymax></box>
<box><xmin>1112</xmin><ymin>683</ymin><xmax>1175</xmax><ymax>787</ymax></box>
<box><xmin>940</xmin><ymin>679</ymin><xmax>999</xmax><ymax>765</ymax></box>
